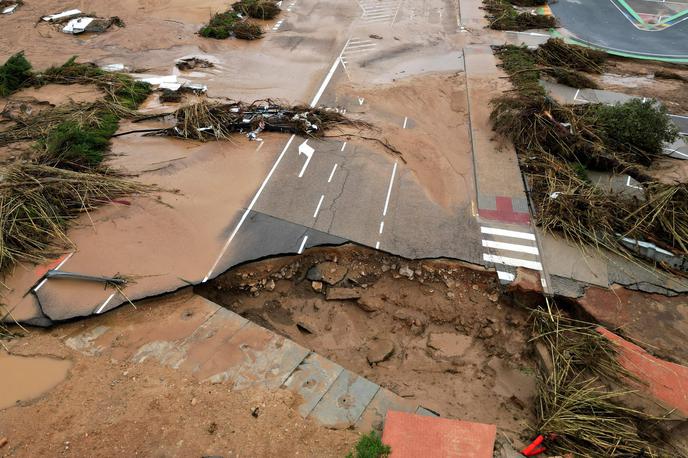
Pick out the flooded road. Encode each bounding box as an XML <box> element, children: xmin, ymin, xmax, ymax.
<box><xmin>0</xmin><ymin>353</ymin><xmax>71</xmax><ymax>409</ymax></box>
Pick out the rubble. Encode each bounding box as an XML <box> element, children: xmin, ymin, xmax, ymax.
<box><xmin>325</xmin><ymin>287</ymin><xmax>361</xmax><ymax>301</ymax></box>
<box><xmin>175</xmin><ymin>57</ymin><xmax>215</xmax><ymax>71</ymax></box>
<box><xmin>366</xmin><ymin>338</ymin><xmax>395</xmax><ymax>364</ymax></box>
<box><xmin>306</xmin><ymin>262</ymin><xmax>347</xmax><ymax>285</ymax></box>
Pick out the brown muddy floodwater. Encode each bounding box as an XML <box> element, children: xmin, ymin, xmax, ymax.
<box><xmin>0</xmin><ymin>353</ymin><xmax>71</xmax><ymax>409</ymax></box>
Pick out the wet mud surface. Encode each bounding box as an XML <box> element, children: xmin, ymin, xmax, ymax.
<box><xmin>0</xmin><ymin>353</ymin><xmax>71</xmax><ymax>409</ymax></box>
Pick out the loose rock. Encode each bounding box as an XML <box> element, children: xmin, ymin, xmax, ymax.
<box><xmin>356</xmin><ymin>294</ymin><xmax>385</xmax><ymax>312</ymax></box>
<box><xmin>399</xmin><ymin>265</ymin><xmax>414</xmax><ymax>279</ymax></box>
<box><xmin>311</xmin><ymin>281</ymin><xmax>323</xmax><ymax>293</ymax></box>
<box><xmin>307</xmin><ymin>262</ymin><xmax>348</xmax><ymax>285</ymax></box>
<box><xmin>325</xmin><ymin>287</ymin><xmax>362</xmax><ymax>301</ymax></box>
<box><xmin>366</xmin><ymin>338</ymin><xmax>395</xmax><ymax>364</ymax></box>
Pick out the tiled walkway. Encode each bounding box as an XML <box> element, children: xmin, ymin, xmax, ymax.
<box><xmin>64</xmin><ymin>293</ymin><xmax>435</xmax><ymax>430</ymax></box>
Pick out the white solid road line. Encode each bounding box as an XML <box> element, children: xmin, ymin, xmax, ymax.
<box><xmin>96</xmin><ymin>293</ymin><xmax>116</xmax><ymax>314</ymax></box>
<box><xmin>664</xmin><ymin>147</ymin><xmax>688</xmax><ymax>159</ymax></box>
<box><xmin>313</xmin><ymin>194</ymin><xmax>325</xmax><ymax>218</ymax></box>
<box><xmin>480</xmin><ymin>226</ymin><xmax>535</xmax><ymax>240</ymax></box>
<box><xmin>497</xmin><ymin>271</ymin><xmax>515</xmax><ymax>282</ymax></box>
<box><xmin>402</xmin><ymin>117</ymin><xmax>408</xmax><ymax>128</ymax></box>
<box><xmin>55</xmin><ymin>252</ymin><xmax>74</xmax><ymax>270</ymax></box>
<box><xmin>482</xmin><ymin>240</ymin><xmax>539</xmax><ymax>255</ymax></box>
<box><xmin>203</xmin><ymin>134</ymin><xmax>296</xmax><ymax>282</ymax></box>
<box><xmin>328</xmin><ymin>163</ymin><xmax>338</xmax><ymax>183</ymax></box>
<box><xmin>310</xmin><ymin>41</ymin><xmax>349</xmax><ymax>107</ymax></box>
<box><xmin>383</xmin><ymin>162</ymin><xmax>398</xmax><ymax>217</ymax></box>
<box><xmin>483</xmin><ymin>253</ymin><xmax>543</xmax><ymax>271</ymax></box>
<box><xmin>34</xmin><ymin>279</ymin><xmax>48</xmax><ymax>292</ymax></box>
<box><xmin>626</xmin><ymin>175</ymin><xmax>643</xmax><ymax>189</ymax></box>
<box><xmin>204</xmin><ymin>40</ymin><xmax>351</xmax><ymax>282</ymax></box>
<box><xmin>298</xmin><ymin>235</ymin><xmax>309</xmax><ymax>254</ymax></box>
<box><xmin>35</xmin><ymin>252</ymin><xmax>74</xmax><ymax>291</ymax></box>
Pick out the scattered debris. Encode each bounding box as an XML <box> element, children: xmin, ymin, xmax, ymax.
<box><xmin>100</xmin><ymin>63</ymin><xmax>126</xmax><ymax>72</ymax></box>
<box><xmin>307</xmin><ymin>261</ymin><xmax>347</xmax><ymax>285</ymax></box>
<box><xmin>137</xmin><ymin>100</ymin><xmax>368</xmax><ymax>141</ymax></box>
<box><xmin>42</xmin><ymin>9</ymin><xmax>82</xmax><ymax>23</ymax></box>
<box><xmin>175</xmin><ymin>57</ymin><xmax>215</xmax><ymax>71</ymax></box>
<box><xmin>0</xmin><ymin>163</ymin><xmax>157</xmax><ymax>274</ymax></box>
<box><xmin>531</xmin><ymin>306</ymin><xmax>669</xmax><ymax>456</ymax></box>
<box><xmin>325</xmin><ymin>287</ymin><xmax>361</xmax><ymax>301</ymax></box>
<box><xmin>369</xmin><ymin>34</ymin><xmax>383</xmax><ymax>40</ymax></box>
<box><xmin>491</xmin><ymin>40</ymin><xmax>686</xmax><ymax>273</ymax></box>
<box><xmin>1</xmin><ymin>1</ymin><xmax>19</xmax><ymax>15</ymax></box>
<box><xmin>199</xmin><ymin>10</ymin><xmax>263</xmax><ymax>40</ymax></box>
<box><xmin>483</xmin><ymin>0</ymin><xmax>557</xmax><ymax>31</ymax></box>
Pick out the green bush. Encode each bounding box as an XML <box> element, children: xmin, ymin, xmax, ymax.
<box><xmin>41</xmin><ymin>56</ymin><xmax>151</xmax><ymax>109</ymax></box>
<box><xmin>41</xmin><ymin>113</ymin><xmax>119</xmax><ymax>170</ymax></box>
<box><xmin>586</xmin><ymin>99</ymin><xmax>679</xmax><ymax>162</ymax></box>
<box><xmin>346</xmin><ymin>431</ymin><xmax>391</xmax><ymax>458</ymax></box>
<box><xmin>0</xmin><ymin>52</ymin><xmax>33</xmax><ymax>96</ymax></box>
<box><xmin>484</xmin><ymin>0</ymin><xmax>557</xmax><ymax>31</ymax></box>
<box><xmin>200</xmin><ymin>10</ymin><xmax>263</xmax><ymax>39</ymax></box>
<box><xmin>200</xmin><ymin>11</ymin><xmax>240</xmax><ymax>39</ymax></box>
<box><xmin>232</xmin><ymin>0</ymin><xmax>281</xmax><ymax>19</ymax></box>
<box><xmin>546</xmin><ymin>67</ymin><xmax>599</xmax><ymax>89</ymax></box>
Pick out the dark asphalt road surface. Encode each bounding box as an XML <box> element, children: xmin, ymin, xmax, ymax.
<box><xmin>551</xmin><ymin>0</ymin><xmax>688</xmax><ymax>59</ymax></box>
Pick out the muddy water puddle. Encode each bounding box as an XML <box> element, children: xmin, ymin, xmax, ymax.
<box><xmin>0</xmin><ymin>353</ymin><xmax>71</xmax><ymax>409</ymax></box>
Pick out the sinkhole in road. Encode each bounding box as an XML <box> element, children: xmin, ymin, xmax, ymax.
<box><xmin>195</xmin><ymin>244</ymin><xmax>539</xmax><ymax>432</ymax></box>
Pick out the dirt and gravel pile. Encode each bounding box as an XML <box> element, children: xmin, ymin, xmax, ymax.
<box><xmin>197</xmin><ymin>245</ymin><xmax>538</xmax><ymax>435</ymax></box>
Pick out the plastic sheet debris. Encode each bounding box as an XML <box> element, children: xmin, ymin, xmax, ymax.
<box><xmin>63</xmin><ymin>17</ymin><xmax>94</xmax><ymax>34</ymax></box>
<box><xmin>101</xmin><ymin>63</ymin><xmax>126</xmax><ymax>72</ymax></box>
<box><xmin>2</xmin><ymin>4</ymin><xmax>18</xmax><ymax>14</ymax></box>
<box><xmin>42</xmin><ymin>9</ymin><xmax>82</xmax><ymax>22</ymax></box>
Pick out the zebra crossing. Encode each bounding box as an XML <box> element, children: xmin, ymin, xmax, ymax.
<box><xmin>480</xmin><ymin>225</ymin><xmax>546</xmax><ymax>288</ymax></box>
<box><xmin>340</xmin><ymin>37</ymin><xmax>379</xmax><ymax>68</ymax></box>
<box><xmin>357</xmin><ymin>0</ymin><xmax>403</xmax><ymax>24</ymax></box>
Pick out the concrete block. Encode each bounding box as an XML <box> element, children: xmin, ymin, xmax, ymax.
<box><xmin>309</xmin><ymin>369</ymin><xmax>380</xmax><ymax>429</ymax></box>
<box><xmin>283</xmin><ymin>352</ymin><xmax>344</xmax><ymax>418</ymax></box>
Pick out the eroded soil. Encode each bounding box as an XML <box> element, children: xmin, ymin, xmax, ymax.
<box><xmin>197</xmin><ymin>245</ymin><xmax>538</xmax><ymax>437</ymax></box>
<box><xmin>0</xmin><ymin>292</ymin><xmax>358</xmax><ymax>457</ymax></box>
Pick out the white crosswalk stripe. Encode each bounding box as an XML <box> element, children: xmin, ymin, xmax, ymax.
<box><xmin>357</xmin><ymin>0</ymin><xmax>402</xmax><ymax>24</ymax></box>
<box><xmin>340</xmin><ymin>38</ymin><xmax>378</xmax><ymax>68</ymax></box>
<box><xmin>480</xmin><ymin>225</ymin><xmax>546</xmax><ymax>288</ymax></box>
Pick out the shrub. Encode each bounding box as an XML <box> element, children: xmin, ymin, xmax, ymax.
<box><xmin>232</xmin><ymin>0</ymin><xmax>281</xmax><ymax>19</ymax></box>
<box><xmin>41</xmin><ymin>113</ymin><xmax>120</xmax><ymax>170</ymax></box>
<box><xmin>0</xmin><ymin>52</ymin><xmax>33</xmax><ymax>96</ymax></box>
<box><xmin>200</xmin><ymin>11</ymin><xmax>240</xmax><ymax>39</ymax></box>
<box><xmin>484</xmin><ymin>0</ymin><xmax>557</xmax><ymax>31</ymax></box>
<box><xmin>346</xmin><ymin>431</ymin><xmax>391</xmax><ymax>458</ymax></box>
<box><xmin>585</xmin><ymin>99</ymin><xmax>679</xmax><ymax>163</ymax></box>
<box><xmin>233</xmin><ymin>21</ymin><xmax>263</xmax><ymax>39</ymax></box>
<box><xmin>546</xmin><ymin>67</ymin><xmax>599</xmax><ymax>89</ymax></box>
